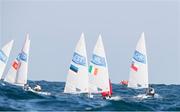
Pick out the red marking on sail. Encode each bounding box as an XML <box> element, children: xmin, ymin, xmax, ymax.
<box><xmin>131</xmin><ymin>62</ymin><xmax>138</xmax><ymax>72</ymax></box>
<box><xmin>12</xmin><ymin>61</ymin><xmax>20</xmax><ymax>70</ymax></box>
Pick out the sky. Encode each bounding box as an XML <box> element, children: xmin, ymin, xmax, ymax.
<box><xmin>0</xmin><ymin>0</ymin><xmax>179</xmax><ymax>84</ymax></box>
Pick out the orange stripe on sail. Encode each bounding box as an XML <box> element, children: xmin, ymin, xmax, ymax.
<box><xmin>94</xmin><ymin>68</ymin><xmax>98</xmax><ymax>75</ymax></box>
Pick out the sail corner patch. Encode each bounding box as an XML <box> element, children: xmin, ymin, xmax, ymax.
<box><xmin>76</xmin><ymin>88</ymin><xmax>81</xmax><ymax>92</ymax></box>
<box><xmin>97</xmin><ymin>87</ymin><xmax>102</xmax><ymax>91</ymax></box>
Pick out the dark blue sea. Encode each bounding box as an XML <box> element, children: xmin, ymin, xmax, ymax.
<box><xmin>0</xmin><ymin>80</ymin><xmax>179</xmax><ymax>111</ymax></box>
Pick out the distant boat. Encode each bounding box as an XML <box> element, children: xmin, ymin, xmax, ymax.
<box><xmin>64</xmin><ymin>33</ymin><xmax>89</xmax><ymax>94</ymax></box>
<box><xmin>120</xmin><ymin>80</ymin><xmax>128</xmax><ymax>86</ymax></box>
<box><xmin>4</xmin><ymin>34</ymin><xmax>30</xmax><ymax>87</ymax></box>
<box><xmin>0</xmin><ymin>40</ymin><xmax>14</xmax><ymax>80</ymax></box>
<box><xmin>89</xmin><ymin>35</ymin><xmax>112</xmax><ymax>97</ymax></box>
<box><xmin>128</xmin><ymin>32</ymin><xmax>149</xmax><ymax>89</ymax></box>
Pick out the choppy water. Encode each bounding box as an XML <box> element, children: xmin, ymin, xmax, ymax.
<box><xmin>0</xmin><ymin>80</ymin><xmax>179</xmax><ymax>111</ymax></box>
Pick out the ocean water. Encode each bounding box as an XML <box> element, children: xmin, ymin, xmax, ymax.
<box><xmin>0</xmin><ymin>80</ymin><xmax>179</xmax><ymax>111</ymax></box>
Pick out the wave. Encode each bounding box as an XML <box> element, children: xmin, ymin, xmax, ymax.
<box><xmin>0</xmin><ymin>80</ymin><xmax>179</xmax><ymax>111</ymax></box>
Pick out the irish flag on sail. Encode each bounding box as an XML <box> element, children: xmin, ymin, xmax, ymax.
<box><xmin>89</xmin><ymin>65</ymin><xmax>98</xmax><ymax>75</ymax></box>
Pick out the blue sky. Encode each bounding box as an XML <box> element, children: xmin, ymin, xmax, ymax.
<box><xmin>0</xmin><ymin>0</ymin><xmax>179</xmax><ymax>84</ymax></box>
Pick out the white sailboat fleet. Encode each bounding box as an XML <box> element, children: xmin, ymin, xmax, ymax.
<box><xmin>64</xmin><ymin>32</ymin><xmax>155</xmax><ymax>99</ymax></box>
<box><xmin>0</xmin><ymin>32</ymin><xmax>155</xmax><ymax>99</ymax></box>
<box><xmin>64</xmin><ymin>33</ymin><xmax>112</xmax><ymax>98</ymax></box>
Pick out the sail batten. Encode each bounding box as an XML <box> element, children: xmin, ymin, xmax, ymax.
<box><xmin>128</xmin><ymin>32</ymin><xmax>149</xmax><ymax>89</ymax></box>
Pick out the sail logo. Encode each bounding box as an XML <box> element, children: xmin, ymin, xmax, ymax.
<box><xmin>70</xmin><ymin>64</ymin><xmax>78</xmax><ymax>73</ymax></box>
<box><xmin>91</xmin><ymin>54</ymin><xmax>106</xmax><ymax>67</ymax></box>
<box><xmin>133</xmin><ymin>50</ymin><xmax>146</xmax><ymax>64</ymax></box>
<box><xmin>0</xmin><ymin>50</ymin><xmax>7</xmax><ymax>63</ymax></box>
<box><xmin>72</xmin><ymin>52</ymin><xmax>86</xmax><ymax>66</ymax></box>
<box><xmin>17</xmin><ymin>52</ymin><xmax>27</xmax><ymax>62</ymax></box>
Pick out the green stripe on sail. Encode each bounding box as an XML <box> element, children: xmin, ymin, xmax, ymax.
<box><xmin>89</xmin><ymin>65</ymin><xmax>93</xmax><ymax>73</ymax></box>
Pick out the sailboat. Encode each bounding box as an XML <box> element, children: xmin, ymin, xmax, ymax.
<box><xmin>0</xmin><ymin>40</ymin><xmax>14</xmax><ymax>80</ymax></box>
<box><xmin>128</xmin><ymin>32</ymin><xmax>149</xmax><ymax>89</ymax></box>
<box><xmin>89</xmin><ymin>35</ymin><xmax>112</xmax><ymax>98</ymax></box>
<box><xmin>64</xmin><ymin>33</ymin><xmax>89</xmax><ymax>94</ymax></box>
<box><xmin>4</xmin><ymin>34</ymin><xmax>30</xmax><ymax>87</ymax></box>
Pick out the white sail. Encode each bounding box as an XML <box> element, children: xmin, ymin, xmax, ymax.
<box><xmin>0</xmin><ymin>40</ymin><xmax>14</xmax><ymax>79</ymax></box>
<box><xmin>128</xmin><ymin>32</ymin><xmax>149</xmax><ymax>89</ymax></box>
<box><xmin>4</xmin><ymin>34</ymin><xmax>30</xmax><ymax>87</ymax></box>
<box><xmin>64</xmin><ymin>33</ymin><xmax>89</xmax><ymax>93</ymax></box>
<box><xmin>89</xmin><ymin>35</ymin><xmax>110</xmax><ymax>93</ymax></box>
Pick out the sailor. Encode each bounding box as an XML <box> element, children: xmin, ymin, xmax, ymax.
<box><xmin>23</xmin><ymin>84</ymin><xmax>31</xmax><ymax>91</ymax></box>
<box><xmin>146</xmin><ymin>87</ymin><xmax>155</xmax><ymax>97</ymax></box>
<box><xmin>102</xmin><ymin>80</ymin><xmax>113</xmax><ymax>99</ymax></box>
<box><xmin>101</xmin><ymin>91</ymin><xmax>112</xmax><ymax>99</ymax></box>
<box><xmin>33</xmin><ymin>84</ymin><xmax>42</xmax><ymax>92</ymax></box>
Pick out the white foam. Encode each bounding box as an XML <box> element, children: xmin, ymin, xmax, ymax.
<box><xmin>134</xmin><ymin>93</ymin><xmax>162</xmax><ymax>100</ymax></box>
<box><xmin>134</xmin><ymin>94</ymin><xmax>151</xmax><ymax>99</ymax></box>
<box><xmin>1</xmin><ymin>82</ymin><xmax>5</xmax><ymax>86</ymax></box>
<box><xmin>108</xmin><ymin>96</ymin><xmax>122</xmax><ymax>101</ymax></box>
<box><xmin>27</xmin><ymin>88</ymin><xmax>51</xmax><ymax>96</ymax></box>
